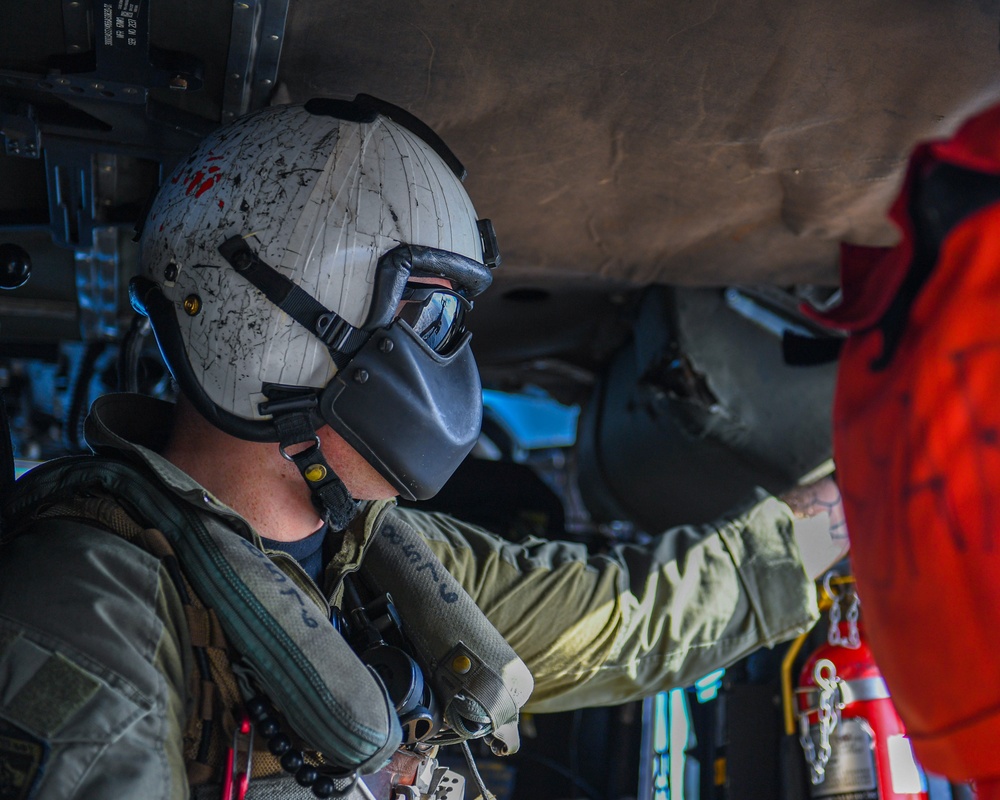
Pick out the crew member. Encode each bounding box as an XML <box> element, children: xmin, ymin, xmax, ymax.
<box><xmin>0</xmin><ymin>97</ymin><xmax>847</xmax><ymax>799</ymax></box>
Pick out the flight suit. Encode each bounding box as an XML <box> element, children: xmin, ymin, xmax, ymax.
<box><xmin>0</xmin><ymin>393</ymin><xmax>819</xmax><ymax>798</ymax></box>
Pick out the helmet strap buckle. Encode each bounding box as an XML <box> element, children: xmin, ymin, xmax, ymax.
<box><xmin>272</xmin><ymin>408</ymin><xmax>359</xmax><ymax>531</ymax></box>
<box><xmin>257</xmin><ymin>385</ymin><xmax>320</xmax><ymax>418</ymax></box>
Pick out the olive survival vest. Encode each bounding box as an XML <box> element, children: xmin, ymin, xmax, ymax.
<box><xmin>0</xmin><ymin>451</ymin><xmax>533</xmax><ymax>796</ymax></box>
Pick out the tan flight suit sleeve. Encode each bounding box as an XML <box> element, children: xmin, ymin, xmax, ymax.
<box><xmin>0</xmin><ymin>521</ymin><xmax>192</xmax><ymax>799</ymax></box>
<box><xmin>393</xmin><ymin>494</ymin><xmax>819</xmax><ymax>713</ymax></box>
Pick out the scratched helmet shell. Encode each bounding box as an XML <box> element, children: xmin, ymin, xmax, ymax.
<box><xmin>138</xmin><ymin>99</ymin><xmax>487</xmax><ymax>423</ymax></box>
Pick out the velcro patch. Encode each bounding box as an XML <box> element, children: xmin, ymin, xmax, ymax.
<box><xmin>5</xmin><ymin>652</ymin><xmax>99</xmax><ymax>737</ymax></box>
<box><xmin>0</xmin><ymin>719</ymin><xmax>48</xmax><ymax>800</ymax></box>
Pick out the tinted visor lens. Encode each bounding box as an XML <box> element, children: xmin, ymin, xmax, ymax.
<box><xmin>397</xmin><ymin>286</ymin><xmax>471</xmax><ymax>354</ymax></box>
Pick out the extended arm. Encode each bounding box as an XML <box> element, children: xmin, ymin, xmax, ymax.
<box><xmin>780</xmin><ymin>475</ymin><xmax>850</xmax><ymax>580</ymax></box>
<box><xmin>396</xmin><ymin>482</ymin><xmax>842</xmax><ymax>713</ymax></box>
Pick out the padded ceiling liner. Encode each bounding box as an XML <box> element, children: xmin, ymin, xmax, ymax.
<box><xmin>279</xmin><ymin>1</ymin><xmax>1000</xmax><ymax>287</ymax></box>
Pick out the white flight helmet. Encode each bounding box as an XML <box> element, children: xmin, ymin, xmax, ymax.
<box><xmin>131</xmin><ymin>96</ymin><xmax>500</xmax><ymax>522</ymax></box>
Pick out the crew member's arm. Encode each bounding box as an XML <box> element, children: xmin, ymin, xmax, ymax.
<box><xmin>780</xmin><ymin>475</ymin><xmax>850</xmax><ymax>580</ymax></box>
<box><xmin>396</xmin><ymin>478</ymin><xmax>846</xmax><ymax>713</ymax></box>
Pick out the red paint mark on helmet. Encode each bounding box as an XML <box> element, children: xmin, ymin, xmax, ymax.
<box><xmin>159</xmin><ymin>223</ymin><xmax>164</xmax><ymax>232</ymax></box>
<box><xmin>195</xmin><ymin>177</ymin><xmax>216</xmax><ymax>198</ymax></box>
<box><xmin>186</xmin><ymin>170</ymin><xmax>206</xmax><ymax>195</ymax></box>
<box><xmin>182</xmin><ymin>163</ymin><xmax>225</xmax><ymax>198</ymax></box>
<box><xmin>207</xmin><ymin>154</ymin><xmax>224</xmax><ymax>161</ymax></box>
<box><xmin>218</xmin><ymin>199</ymin><xmax>225</xmax><ymax>209</ymax></box>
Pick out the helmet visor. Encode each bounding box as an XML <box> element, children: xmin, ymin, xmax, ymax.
<box><xmin>396</xmin><ymin>285</ymin><xmax>472</xmax><ymax>355</ymax></box>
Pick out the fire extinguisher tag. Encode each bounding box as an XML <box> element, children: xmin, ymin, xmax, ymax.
<box><xmin>808</xmin><ymin>717</ymin><xmax>879</xmax><ymax>800</ymax></box>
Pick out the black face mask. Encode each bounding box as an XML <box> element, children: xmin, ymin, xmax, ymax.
<box><xmin>319</xmin><ymin>319</ymin><xmax>482</xmax><ymax>501</ymax></box>
<box><xmin>305</xmin><ymin>241</ymin><xmax>491</xmax><ymax>500</ymax></box>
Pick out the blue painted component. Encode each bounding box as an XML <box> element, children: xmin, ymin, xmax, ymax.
<box><xmin>14</xmin><ymin>462</ymin><xmax>38</xmax><ymax>478</ymax></box>
<box><xmin>694</xmin><ymin>668</ymin><xmax>725</xmax><ymax>703</ymax></box>
<box><xmin>481</xmin><ymin>388</ymin><xmax>579</xmax><ymax>450</ymax></box>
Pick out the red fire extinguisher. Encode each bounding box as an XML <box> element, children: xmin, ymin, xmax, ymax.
<box><xmin>796</xmin><ymin>576</ymin><xmax>928</xmax><ymax>799</ymax></box>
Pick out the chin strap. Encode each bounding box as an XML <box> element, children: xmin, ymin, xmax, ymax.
<box><xmin>272</xmin><ymin>410</ymin><xmax>359</xmax><ymax>531</ymax></box>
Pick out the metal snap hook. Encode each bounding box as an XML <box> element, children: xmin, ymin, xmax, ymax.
<box><xmin>279</xmin><ymin>435</ymin><xmax>321</xmax><ymax>462</ymax></box>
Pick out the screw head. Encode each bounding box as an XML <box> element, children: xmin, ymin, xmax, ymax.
<box><xmin>379</xmin><ymin>338</ymin><xmax>394</xmax><ymax>353</ymax></box>
<box><xmin>183</xmin><ymin>295</ymin><xmax>201</xmax><ymax>316</ymax></box>
<box><xmin>354</xmin><ymin>369</ymin><xmax>369</xmax><ymax>384</ymax></box>
<box><xmin>164</xmin><ymin>263</ymin><xmax>178</xmax><ymax>282</ymax></box>
<box><xmin>0</xmin><ymin>243</ymin><xmax>32</xmax><ymax>290</ymax></box>
<box><xmin>232</xmin><ymin>251</ymin><xmax>253</xmax><ymax>272</ymax></box>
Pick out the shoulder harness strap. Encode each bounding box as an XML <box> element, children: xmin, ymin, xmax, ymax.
<box><xmin>15</xmin><ymin>483</ymin><xmax>241</xmax><ymax>784</ymax></box>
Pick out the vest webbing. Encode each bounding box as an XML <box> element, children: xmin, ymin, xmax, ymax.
<box><xmin>30</xmin><ymin>493</ymin><xmax>294</xmax><ymax>783</ymax></box>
